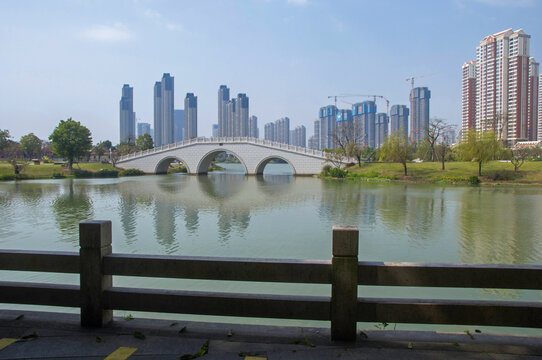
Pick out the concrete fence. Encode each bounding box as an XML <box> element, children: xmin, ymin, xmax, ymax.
<box><xmin>1</xmin><ymin>220</ymin><xmax>542</xmax><ymax>341</ymax></box>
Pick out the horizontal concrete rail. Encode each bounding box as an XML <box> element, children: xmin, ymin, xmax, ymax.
<box><xmin>0</xmin><ymin>250</ymin><xmax>79</xmax><ymax>273</ymax></box>
<box><xmin>357</xmin><ymin>297</ymin><xmax>542</xmax><ymax>328</ymax></box>
<box><xmin>0</xmin><ymin>281</ymin><xmax>80</xmax><ymax>307</ymax></box>
<box><xmin>358</xmin><ymin>262</ymin><xmax>542</xmax><ymax>289</ymax></box>
<box><xmin>104</xmin><ymin>254</ymin><xmax>332</xmax><ymax>283</ymax></box>
<box><xmin>105</xmin><ymin>287</ymin><xmax>330</xmax><ymax>320</ymax></box>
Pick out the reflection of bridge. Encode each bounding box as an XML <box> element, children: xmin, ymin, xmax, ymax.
<box><xmin>117</xmin><ymin>137</ymin><xmax>327</xmax><ymax>175</ymax></box>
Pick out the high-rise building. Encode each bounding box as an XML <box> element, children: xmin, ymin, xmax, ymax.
<box><xmin>318</xmin><ymin>105</ymin><xmax>337</xmax><ymax>149</ymax></box>
<box><xmin>161</xmin><ymin>74</ymin><xmax>174</xmax><ymax>145</ymax></box>
<box><xmin>119</xmin><ymin>84</ymin><xmax>135</xmax><ymax>143</ymax></box>
<box><xmin>353</xmin><ymin>101</ymin><xmax>376</xmax><ymax>147</ymax></box>
<box><xmin>336</xmin><ymin>109</ymin><xmax>353</xmax><ymax>147</ymax></box>
<box><xmin>313</xmin><ymin>119</ymin><xmax>320</xmax><ymax>150</ymax></box>
<box><xmin>474</xmin><ymin>29</ymin><xmax>533</xmax><ymax>144</ymax></box>
<box><xmin>174</xmin><ymin>110</ymin><xmax>184</xmax><ymax>142</ymax></box>
<box><xmin>153</xmin><ymin>82</ymin><xmax>162</xmax><ymax>147</ymax></box>
<box><xmin>461</xmin><ymin>61</ymin><xmax>477</xmax><ymax>135</ymax></box>
<box><xmin>154</xmin><ymin>73</ymin><xmax>174</xmax><ymax>147</ymax></box>
<box><xmin>212</xmin><ymin>124</ymin><xmax>218</xmax><ymax>138</ymax></box>
<box><xmin>264</xmin><ymin>122</ymin><xmax>275</xmax><ymax>141</ymax></box>
<box><xmin>184</xmin><ymin>93</ymin><xmax>197</xmax><ymax>140</ymax></box>
<box><xmin>307</xmin><ymin>135</ymin><xmax>318</xmax><ymax>150</ymax></box>
<box><xmin>410</xmin><ymin>87</ymin><xmax>431</xmax><ymax>143</ymax></box>
<box><xmin>442</xmin><ymin>128</ymin><xmax>456</xmax><ymax>145</ymax></box>
<box><xmin>218</xmin><ymin>85</ymin><xmax>230</xmax><ymax>137</ymax></box>
<box><xmin>234</xmin><ymin>93</ymin><xmax>249</xmax><ymax>137</ymax></box>
<box><xmin>249</xmin><ymin>115</ymin><xmax>258</xmax><ymax>138</ymax></box>
<box><xmin>137</xmin><ymin>122</ymin><xmax>151</xmax><ymax>138</ymax></box>
<box><xmin>390</xmin><ymin>105</ymin><xmax>409</xmax><ymax>138</ymax></box>
<box><xmin>375</xmin><ymin>113</ymin><xmax>389</xmax><ymax>148</ymax></box>
<box><xmin>528</xmin><ymin>58</ymin><xmax>539</xmax><ymax>140</ymax></box>
<box><xmin>275</xmin><ymin>117</ymin><xmax>290</xmax><ymax>144</ymax></box>
<box><xmin>291</xmin><ymin>125</ymin><xmax>306</xmax><ymax>147</ymax></box>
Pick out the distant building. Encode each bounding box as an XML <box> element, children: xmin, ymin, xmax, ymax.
<box><xmin>313</xmin><ymin>119</ymin><xmax>320</xmax><ymax>150</ymax></box>
<box><xmin>336</xmin><ymin>109</ymin><xmax>353</xmax><ymax>147</ymax></box>
<box><xmin>174</xmin><ymin>110</ymin><xmax>184</xmax><ymax>142</ymax></box>
<box><xmin>137</xmin><ymin>122</ymin><xmax>151</xmax><ymax>138</ymax></box>
<box><xmin>528</xmin><ymin>58</ymin><xmax>539</xmax><ymax>141</ymax></box>
<box><xmin>410</xmin><ymin>87</ymin><xmax>430</xmax><ymax>143</ymax></box>
<box><xmin>353</xmin><ymin>101</ymin><xmax>376</xmax><ymax>148</ymax></box>
<box><xmin>461</xmin><ymin>61</ymin><xmax>477</xmax><ymax>136</ymax></box>
<box><xmin>212</xmin><ymin>124</ymin><xmax>218</xmax><ymax>138</ymax></box>
<box><xmin>154</xmin><ymin>73</ymin><xmax>174</xmax><ymax>146</ymax></box>
<box><xmin>307</xmin><ymin>135</ymin><xmax>318</xmax><ymax>150</ymax></box>
<box><xmin>249</xmin><ymin>115</ymin><xmax>259</xmax><ymax>138</ymax></box>
<box><xmin>119</xmin><ymin>84</ymin><xmax>135</xmax><ymax>143</ymax></box>
<box><xmin>184</xmin><ymin>93</ymin><xmax>197</xmax><ymax>139</ymax></box>
<box><xmin>390</xmin><ymin>105</ymin><xmax>409</xmax><ymax>138</ymax></box>
<box><xmin>375</xmin><ymin>113</ymin><xmax>389</xmax><ymax>148</ymax></box>
<box><xmin>234</xmin><ymin>93</ymin><xmax>249</xmax><ymax>137</ymax></box>
<box><xmin>442</xmin><ymin>128</ymin><xmax>456</xmax><ymax>145</ymax></box>
<box><xmin>291</xmin><ymin>125</ymin><xmax>306</xmax><ymax>147</ymax></box>
<box><xmin>218</xmin><ymin>85</ymin><xmax>230</xmax><ymax>137</ymax></box>
<box><xmin>318</xmin><ymin>105</ymin><xmax>337</xmax><ymax>149</ymax></box>
<box><xmin>264</xmin><ymin>122</ymin><xmax>275</xmax><ymax>141</ymax></box>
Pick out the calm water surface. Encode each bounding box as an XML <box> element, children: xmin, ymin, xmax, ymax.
<box><xmin>1</xmin><ymin>164</ymin><xmax>542</xmax><ymax>334</ymax></box>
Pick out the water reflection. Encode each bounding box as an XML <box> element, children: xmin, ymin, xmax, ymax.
<box><xmin>153</xmin><ymin>200</ymin><xmax>180</xmax><ymax>254</ymax></box>
<box><xmin>458</xmin><ymin>188</ymin><xmax>542</xmax><ymax>264</ymax></box>
<box><xmin>52</xmin><ymin>180</ymin><xmax>94</xmax><ymax>243</ymax></box>
<box><xmin>197</xmin><ymin>173</ymin><xmax>246</xmax><ymax>200</ymax></box>
<box><xmin>119</xmin><ymin>192</ymin><xmax>138</xmax><ymax>246</ymax></box>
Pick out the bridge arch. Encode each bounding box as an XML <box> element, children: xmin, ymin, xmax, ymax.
<box><xmin>255</xmin><ymin>155</ymin><xmax>296</xmax><ymax>175</ymax></box>
<box><xmin>196</xmin><ymin>149</ymin><xmax>248</xmax><ymax>175</ymax></box>
<box><xmin>155</xmin><ymin>156</ymin><xmax>190</xmax><ymax>174</ymax></box>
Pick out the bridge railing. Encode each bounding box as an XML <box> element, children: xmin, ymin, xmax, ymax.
<box><xmin>119</xmin><ymin>137</ymin><xmax>326</xmax><ymax>162</ymax></box>
<box><xmin>2</xmin><ymin>220</ymin><xmax>540</xmax><ymax>341</ymax></box>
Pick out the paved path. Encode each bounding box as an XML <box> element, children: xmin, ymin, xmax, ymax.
<box><xmin>1</xmin><ymin>310</ymin><xmax>541</xmax><ymax>359</ymax></box>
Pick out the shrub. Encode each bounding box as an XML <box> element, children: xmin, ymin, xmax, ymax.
<box><xmin>328</xmin><ymin>167</ymin><xmax>347</xmax><ymax>178</ymax></box>
<box><xmin>168</xmin><ymin>165</ymin><xmax>187</xmax><ymax>173</ymax></box>
<box><xmin>119</xmin><ymin>169</ymin><xmax>145</xmax><ymax>176</ymax></box>
<box><xmin>321</xmin><ymin>164</ymin><xmax>332</xmax><ymax>176</ymax></box>
<box><xmin>468</xmin><ymin>176</ymin><xmax>480</xmax><ymax>184</ymax></box>
<box><xmin>73</xmin><ymin>169</ymin><xmax>93</xmax><ymax>178</ymax></box>
<box><xmin>41</xmin><ymin>156</ymin><xmax>52</xmax><ymax>163</ymax></box>
<box><xmin>51</xmin><ymin>173</ymin><xmax>66</xmax><ymax>179</ymax></box>
<box><xmin>0</xmin><ymin>174</ymin><xmax>31</xmax><ymax>181</ymax></box>
<box><xmin>94</xmin><ymin>169</ymin><xmax>119</xmax><ymax>178</ymax></box>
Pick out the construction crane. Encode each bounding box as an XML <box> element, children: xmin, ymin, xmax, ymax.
<box><xmin>327</xmin><ymin>94</ymin><xmax>390</xmax><ymax>117</ymax></box>
<box><xmin>405</xmin><ymin>73</ymin><xmax>437</xmax><ymax>92</ymax></box>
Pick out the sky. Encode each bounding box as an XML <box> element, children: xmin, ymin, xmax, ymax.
<box><xmin>0</xmin><ymin>0</ymin><xmax>541</xmax><ymax>144</ymax></box>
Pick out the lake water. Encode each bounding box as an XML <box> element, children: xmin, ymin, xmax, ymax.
<box><xmin>1</xmin><ymin>163</ymin><xmax>542</xmax><ymax>334</ymax></box>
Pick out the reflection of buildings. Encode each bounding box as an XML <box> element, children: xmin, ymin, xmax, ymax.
<box><xmin>119</xmin><ymin>193</ymin><xmax>138</xmax><ymax>246</ymax></box>
<box><xmin>458</xmin><ymin>188</ymin><xmax>538</xmax><ymax>264</ymax></box>
<box><xmin>153</xmin><ymin>201</ymin><xmax>180</xmax><ymax>254</ymax></box>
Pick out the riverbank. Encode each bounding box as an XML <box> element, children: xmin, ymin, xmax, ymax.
<box><xmin>0</xmin><ymin>161</ymin><xmax>122</xmax><ymax>180</ymax></box>
<box><xmin>333</xmin><ymin>161</ymin><xmax>542</xmax><ymax>185</ymax></box>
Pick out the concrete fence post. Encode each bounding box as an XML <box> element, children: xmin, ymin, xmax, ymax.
<box><xmin>79</xmin><ymin>220</ymin><xmax>113</xmax><ymax>327</ymax></box>
<box><xmin>331</xmin><ymin>226</ymin><xmax>359</xmax><ymax>341</ymax></box>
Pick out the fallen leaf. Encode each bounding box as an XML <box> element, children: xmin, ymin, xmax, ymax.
<box><xmin>170</xmin><ymin>322</ymin><xmax>179</xmax><ymax>327</ymax></box>
<box><xmin>124</xmin><ymin>314</ymin><xmax>134</xmax><ymax>321</ymax></box>
<box><xmin>302</xmin><ymin>338</ymin><xmax>315</xmax><ymax>348</ymax></box>
<box><xmin>407</xmin><ymin>342</ymin><xmax>413</xmax><ymax>349</ymax></box>
<box><xmin>359</xmin><ymin>331</ymin><xmax>368</xmax><ymax>339</ymax></box>
<box><xmin>134</xmin><ymin>331</ymin><xmax>145</xmax><ymax>340</ymax></box>
<box><xmin>21</xmin><ymin>332</ymin><xmax>38</xmax><ymax>340</ymax></box>
<box><xmin>95</xmin><ymin>336</ymin><xmax>102</xmax><ymax>343</ymax></box>
<box><xmin>178</xmin><ymin>326</ymin><xmax>187</xmax><ymax>334</ymax></box>
<box><xmin>180</xmin><ymin>340</ymin><xmax>209</xmax><ymax>359</ymax></box>
<box><xmin>451</xmin><ymin>342</ymin><xmax>460</xmax><ymax>347</ymax></box>
<box><xmin>227</xmin><ymin>330</ymin><xmax>233</xmax><ymax>337</ymax></box>
<box><xmin>15</xmin><ymin>314</ymin><xmax>24</xmax><ymax>320</ymax></box>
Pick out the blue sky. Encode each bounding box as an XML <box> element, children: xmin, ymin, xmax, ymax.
<box><xmin>1</xmin><ymin>0</ymin><xmax>541</xmax><ymax>143</ymax></box>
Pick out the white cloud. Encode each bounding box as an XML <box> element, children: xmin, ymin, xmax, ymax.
<box><xmin>165</xmin><ymin>23</ymin><xmax>183</xmax><ymax>31</ymax></box>
<box><xmin>287</xmin><ymin>0</ymin><xmax>308</xmax><ymax>6</ymax></box>
<box><xmin>143</xmin><ymin>8</ymin><xmax>162</xmax><ymax>20</ymax></box>
<box><xmin>83</xmin><ymin>23</ymin><xmax>131</xmax><ymax>42</ymax></box>
<box><xmin>474</xmin><ymin>0</ymin><xmax>535</xmax><ymax>7</ymax></box>
<box><xmin>142</xmin><ymin>8</ymin><xmax>182</xmax><ymax>32</ymax></box>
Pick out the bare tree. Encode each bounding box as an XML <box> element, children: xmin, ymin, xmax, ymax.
<box><xmin>423</xmin><ymin>118</ymin><xmax>447</xmax><ymax>162</ymax></box>
<box><xmin>330</xmin><ymin>120</ymin><xmax>366</xmax><ymax>167</ymax></box>
<box><xmin>510</xmin><ymin>147</ymin><xmax>529</xmax><ymax>172</ymax></box>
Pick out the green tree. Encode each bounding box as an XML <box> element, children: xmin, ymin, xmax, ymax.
<box><xmin>0</xmin><ymin>129</ymin><xmax>11</xmax><ymax>150</ymax></box>
<box><xmin>415</xmin><ymin>138</ymin><xmax>433</xmax><ymax>161</ymax></box>
<box><xmin>456</xmin><ymin>129</ymin><xmax>502</xmax><ymax>176</ymax></box>
<box><xmin>20</xmin><ymin>133</ymin><xmax>43</xmax><ymax>159</ymax></box>
<box><xmin>380</xmin><ymin>131</ymin><xmax>415</xmax><ymax>176</ymax></box>
<box><xmin>136</xmin><ymin>133</ymin><xmax>154</xmax><ymax>151</ymax></box>
<box><xmin>49</xmin><ymin>118</ymin><xmax>92</xmax><ymax>170</ymax></box>
<box><xmin>92</xmin><ymin>142</ymin><xmax>106</xmax><ymax>162</ymax></box>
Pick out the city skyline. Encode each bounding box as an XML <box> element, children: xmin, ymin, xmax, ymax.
<box><xmin>1</xmin><ymin>1</ymin><xmax>541</xmax><ymax>143</ymax></box>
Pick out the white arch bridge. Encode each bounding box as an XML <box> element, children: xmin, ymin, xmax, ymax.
<box><xmin>117</xmin><ymin>137</ymin><xmax>328</xmax><ymax>175</ymax></box>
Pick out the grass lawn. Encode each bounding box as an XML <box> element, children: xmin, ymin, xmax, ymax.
<box><xmin>0</xmin><ymin>161</ymin><xmax>116</xmax><ymax>179</ymax></box>
<box><xmin>344</xmin><ymin>161</ymin><xmax>542</xmax><ymax>184</ymax></box>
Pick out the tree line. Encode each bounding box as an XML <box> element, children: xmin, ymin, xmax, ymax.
<box><xmin>325</xmin><ymin>118</ymin><xmax>542</xmax><ymax>177</ymax></box>
<box><xmin>1</xmin><ymin>118</ymin><xmax>154</xmax><ymax>173</ymax></box>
